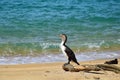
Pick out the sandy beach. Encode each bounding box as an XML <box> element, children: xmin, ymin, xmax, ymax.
<box><xmin>0</xmin><ymin>59</ymin><xmax>120</xmax><ymax>80</ymax></box>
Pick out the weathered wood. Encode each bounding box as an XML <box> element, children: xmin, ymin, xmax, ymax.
<box><xmin>104</xmin><ymin>58</ymin><xmax>118</xmax><ymax>64</ymax></box>
<box><xmin>62</xmin><ymin>63</ymin><xmax>120</xmax><ymax>74</ymax></box>
<box><xmin>62</xmin><ymin>63</ymin><xmax>75</xmax><ymax>72</ymax></box>
<box><xmin>97</xmin><ymin>64</ymin><xmax>120</xmax><ymax>73</ymax></box>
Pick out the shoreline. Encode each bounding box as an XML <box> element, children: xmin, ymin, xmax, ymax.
<box><xmin>0</xmin><ymin>59</ymin><xmax>120</xmax><ymax>80</ymax></box>
<box><xmin>0</xmin><ymin>51</ymin><xmax>120</xmax><ymax>65</ymax></box>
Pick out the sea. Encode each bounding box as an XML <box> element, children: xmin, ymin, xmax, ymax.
<box><xmin>0</xmin><ymin>0</ymin><xmax>120</xmax><ymax>64</ymax></box>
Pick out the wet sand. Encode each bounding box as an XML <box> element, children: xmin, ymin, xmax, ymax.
<box><xmin>0</xmin><ymin>59</ymin><xmax>120</xmax><ymax>80</ymax></box>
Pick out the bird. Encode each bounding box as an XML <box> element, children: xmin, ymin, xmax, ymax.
<box><xmin>104</xmin><ymin>58</ymin><xmax>118</xmax><ymax>64</ymax></box>
<box><xmin>60</xmin><ymin>34</ymin><xmax>80</xmax><ymax>65</ymax></box>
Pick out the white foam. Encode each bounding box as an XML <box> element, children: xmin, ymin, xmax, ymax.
<box><xmin>0</xmin><ymin>51</ymin><xmax>120</xmax><ymax>65</ymax></box>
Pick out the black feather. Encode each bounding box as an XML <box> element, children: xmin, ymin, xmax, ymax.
<box><xmin>65</xmin><ymin>45</ymin><xmax>79</xmax><ymax>65</ymax></box>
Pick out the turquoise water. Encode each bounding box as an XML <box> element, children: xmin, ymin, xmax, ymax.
<box><xmin>0</xmin><ymin>0</ymin><xmax>120</xmax><ymax>64</ymax></box>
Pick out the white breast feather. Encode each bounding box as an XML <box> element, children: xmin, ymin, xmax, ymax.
<box><xmin>60</xmin><ymin>44</ymin><xmax>67</xmax><ymax>57</ymax></box>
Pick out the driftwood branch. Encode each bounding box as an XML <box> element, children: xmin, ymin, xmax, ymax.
<box><xmin>62</xmin><ymin>63</ymin><xmax>120</xmax><ymax>74</ymax></box>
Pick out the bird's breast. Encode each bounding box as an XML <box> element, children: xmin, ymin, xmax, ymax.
<box><xmin>60</xmin><ymin>45</ymin><xmax>67</xmax><ymax>57</ymax></box>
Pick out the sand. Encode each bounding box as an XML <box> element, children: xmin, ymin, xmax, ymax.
<box><xmin>0</xmin><ymin>59</ymin><xmax>120</xmax><ymax>80</ymax></box>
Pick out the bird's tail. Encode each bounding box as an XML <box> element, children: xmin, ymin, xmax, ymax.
<box><xmin>74</xmin><ymin>60</ymin><xmax>80</xmax><ymax>65</ymax></box>
<box><xmin>72</xmin><ymin>58</ymin><xmax>80</xmax><ymax>65</ymax></box>
<box><xmin>76</xmin><ymin>61</ymin><xmax>80</xmax><ymax>65</ymax></box>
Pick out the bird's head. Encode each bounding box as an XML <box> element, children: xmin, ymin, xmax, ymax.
<box><xmin>60</xmin><ymin>34</ymin><xmax>67</xmax><ymax>43</ymax></box>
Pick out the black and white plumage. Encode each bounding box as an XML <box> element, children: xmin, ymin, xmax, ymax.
<box><xmin>60</xmin><ymin>34</ymin><xmax>80</xmax><ymax>65</ymax></box>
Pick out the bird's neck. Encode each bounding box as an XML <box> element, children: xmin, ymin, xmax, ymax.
<box><xmin>61</xmin><ymin>40</ymin><xmax>66</xmax><ymax>46</ymax></box>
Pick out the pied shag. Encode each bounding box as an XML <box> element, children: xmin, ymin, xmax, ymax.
<box><xmin>60</xmin><ymin>34</ymin><xmax>79</xmax><ymax>65</ymax></box>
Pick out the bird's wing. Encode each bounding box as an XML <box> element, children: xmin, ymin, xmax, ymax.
<box><xmin>64</xmin><ymin>45</ymin><xmax>75</xmax><ymax>57</ymax></box>
<box><xmin>65</xmin><ymin>45</ymin><xmax>79</xmax><ymax>65</ymax></box>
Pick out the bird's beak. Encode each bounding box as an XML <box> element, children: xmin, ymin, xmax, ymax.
<box><xmin>59</xmin><ymin>34</ymin><xmax>62</xmax><ymax>37</ymax></box>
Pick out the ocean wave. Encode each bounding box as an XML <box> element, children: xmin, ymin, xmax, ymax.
<box><xmin>0</xmin><ymin>40</ymin><xmax>120</xmax><ymax>56</ymax></box>
<box><xmin>0</xmin><ymin>51</ymin><xmax>120</xmax><ymax>64</ymax></box>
